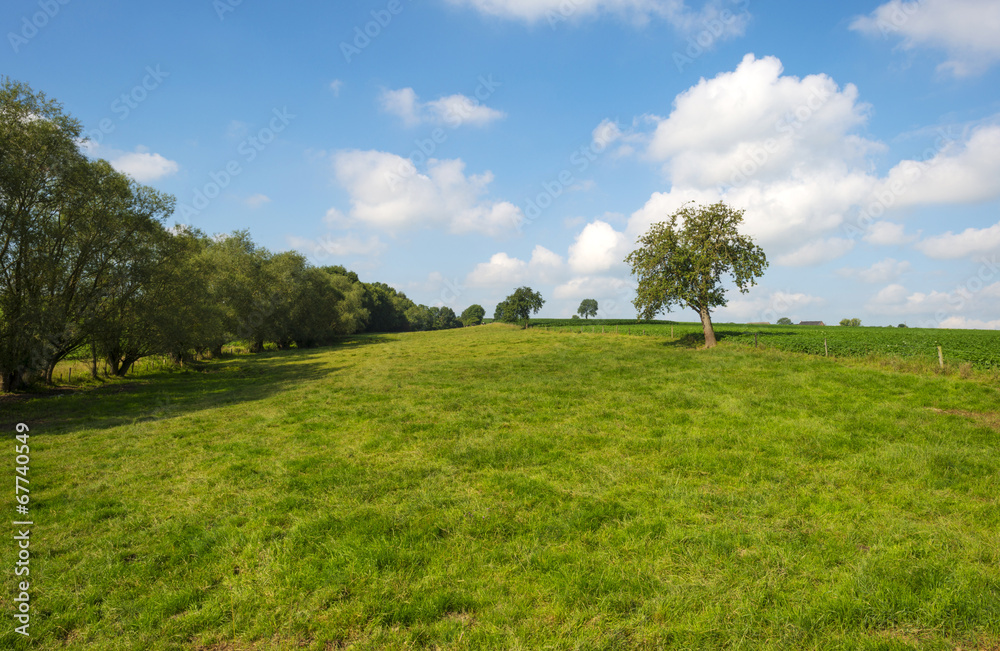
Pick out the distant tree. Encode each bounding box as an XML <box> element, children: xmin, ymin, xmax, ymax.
<box><xmin>897</xmin><ymin>323</ymin><xmax>908</xmax><ymax>328</ymax></box>
<box><xmin>777</xmin><ymin>317</ymin><xmax>793</xmax><ymax>325</ymax></box>
<box><xmin>405</xmin><ymin>304</ymin><xmax>432</xmax><ymax>331</ymax></box>
<box><xmin>362</xmin><ymin>282</ymin><xmax>413</xmax><ymax>333</ymax></box>
<box><xmin>460</xmin><ymin>304</ymin><xmax>486</xmax><ymax>327</ymax></box>
<box><xmin>577</xmin><ymin>299</ymin><xmax>598</xmax><ymax>319</ymax></box>
<box><xmin>92</xmin><ymin>224</ymin><xmax>203</xmax><ymax>376</ymax></box>
<box><xmin>839</xmin><ymin>318</ymin><xmax>862</xmax><ymax>327</ymax></box>
<box><xmin>498</xmin><ymin>287</ymin><xmax>545</xmax><ymax>328</ymax></box>
<box><xmin>493</xmin><ymin>300</ymin><xmax>509</xmax><ymax>322</ymax></box>
<box><xmin>571</xmin><ymin>314</ymin><xmax>580</xmax><ymax>320</ymax></box>
<box><xmin>626</xmin><ymin>201</ymin><xmax>767</xmax><ymax>348</ymax></box>
<box><xmin>434</xmin><ymin>306</ymin><xmax>459</xmax><ymax>330</ymax></box>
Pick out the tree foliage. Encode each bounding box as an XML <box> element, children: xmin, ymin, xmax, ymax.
<box><xmin>460</xmin><ymin>304</ymin><xmax>485</xmax><ymax>327</ymax></box>
<box><xmin>577</xmin><ymin>299</ymin><xmax>598</xmax><ymax>319</ymax></box>
<box><xmin>625</xmin><ymin>202</ymin><xmax>767</xmax><ymax>348</ymax></box>
<box><xmin>496</xmin><ymin>287</ymin><xmax>545</xmax><ymax>328</ymax></box>
<box><xmin>777</xmin><ymin>317</ymin><xmax>793</xmax><ymax>325</ymax></box>
<box><xmin>840</xmin><ymin>318</ymin><xmax>862</xmax><ymax>327</ymax></box>
<box><xmin>0</xmin><ymin>79</ymin><xmax>177</xmax><ymax>389</ymax></box>
<box><xmin>0</xmin><ymin>79</ymin><xmax>465</xmax><ymax>392</ymax></box>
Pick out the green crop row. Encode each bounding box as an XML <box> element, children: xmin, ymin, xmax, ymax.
<box><xmin>534</xmin><ymin>321</ymin><xmax>1000</xmax><ymax>369</ymax></box>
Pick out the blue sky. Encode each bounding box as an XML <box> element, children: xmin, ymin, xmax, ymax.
<box><xmin>4</xmin><ymin>0</ymin><xmax>1000</xmax><ymax>327</ymax></box>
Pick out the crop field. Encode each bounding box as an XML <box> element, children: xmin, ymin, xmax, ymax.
<box><xmin>532</xmin><ymin>319</ymin><xmax>1000</xmax><ymax>370</ymax></box>
<box><xmin>3</xmin><ymin>324</ymin><xmax>1000</xmax><ymax>649</ymax></box>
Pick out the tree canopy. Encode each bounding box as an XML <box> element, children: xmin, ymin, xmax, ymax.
<box><xmin>625</xmin><ymin>201</ymin><xmax>767</xmax><ymax>348</ymax></box>
<box><xmin>460</xmin><ymin>304</ymin><xmax>486</xmax><ymax>326</ymax></box>
<box><xmin>577</xmin><ymin>299</ymin><xmax>598</xmax><ymax>319</ymax></box>
<box><xmin>0</xmin><ymin>79</ymin><xmax>463</xmax><ymax>392</ymax></box>
<box><xmin>495</xmin><ymin>287</ymin><xmax>545</xmax><ymax>328</ymax></box>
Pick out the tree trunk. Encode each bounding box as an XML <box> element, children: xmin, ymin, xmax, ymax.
<box><xmin>118</xmin><ymin>356</ymin><xmax>137</xmax><ymax>376</ymax></box>
<box><xmin>210</xmin><ymin>344</ymin><xmax>224</xmax><ymax>358</ymax></box>
<box><xmin>699</xmin><ymin>305</ymin><xmax>718</xmax><ymax>348</ymax></box>
<box><xmin>2</xmin><ymin>369</ymin><xmax>22</xmax><ymax>393</ymax></box>
<box><xmin>249</xmin><ymin>338</ymin><xmax>264</xmax><ymax>354</ymax></box>
<box><xmin>90</xmin><ymin>342</ymin><xmax>99</xmax><ymax>379</ymax></box>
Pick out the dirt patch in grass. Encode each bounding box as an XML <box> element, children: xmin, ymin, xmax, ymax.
<box><xmin>929</xmin><ymin>407</ymin><xmax>1000</xmax><ymax>431</ymax></box>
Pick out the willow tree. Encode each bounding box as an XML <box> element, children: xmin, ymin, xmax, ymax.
<box><xmin>625</xmin><ymin>202</ymin><xmax>767</xmax><ymax>348</ymax></box>
<box><xmin>0</xmin><ymin>79</ymin><xmax>175</xmax><ymax>389</ymax></box>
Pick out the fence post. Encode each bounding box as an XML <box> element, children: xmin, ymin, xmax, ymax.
<box><xmin>938</xmin><ymin>346</ymin><xmax>944</xmax><ymax>369</ymax></box>
<box><xmin>754</xmin><ymin>333</ymin><xmax>758</xmax><ymax>348</ymax></box>
<box><xmin>824</xmin><ymin>339</ymin><xmax>828</xmax><ymax>357</ymax></box>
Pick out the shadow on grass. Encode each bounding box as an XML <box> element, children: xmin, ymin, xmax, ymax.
<box><xmin>657</xmin><ymin>328</ymin><xmax>801</xmax><ymax>349</ymax></box>
<box><xmin>659</xmin><ymin>332</ymin><xmax>706</xmax><ymax>349</ymax></box>
<box><xmin>0</xmin><ymin>336</ymin><xmax>390</xmax><ymax>438</ymax></box>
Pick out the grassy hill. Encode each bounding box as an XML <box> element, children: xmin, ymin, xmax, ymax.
<box><xmin>4</xmin><ymin>325</ymin><xmax>1000</xmax><ymax>649</ymax></box>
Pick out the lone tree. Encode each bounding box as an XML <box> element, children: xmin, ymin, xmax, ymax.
<box><xmin>577</xmin><ymin>299</ymin><xmax>598</xmax><ymax>319</ymax></box>
<box><xmin>625</xmin><ymin>202</ymin><xmax>767</xmax><ymax>348</ymax></box>
<box><xmin>460</xmin><ymin>304</ymin><xmax>486</xmax><ymax>326</ymax></box>
<box><xmin>777</xmin><ymin>317</ymin><xmax>793</xmax><ymax>325</ymax></box>
<box><xmin>839</xmin><ymin>318</ymin><xmax>862</xmax><ymax>327</ymax></box>
<box><xmin>497</xmin><ymin>287</ymin><xmax>544</xmax><ymax>328</ymax></box>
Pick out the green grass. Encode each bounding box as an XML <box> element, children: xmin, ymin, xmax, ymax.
<box><xmin>535</xmin><ymin>319</ymin><xmax>1000</xmax><ymax>370</ymax></box>
<box><xmin>3</xmin><ymin>325</ymin><xmax>1000</xmax><ymax>649</ymax></box>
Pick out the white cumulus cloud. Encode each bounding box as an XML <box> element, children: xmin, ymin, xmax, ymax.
<box><xmin>620</xmin><ymin>55</ymin><xmax>1000</xmax><ymax>269</ymax></box>
<box><xmin>568</xmin><ymin>220</ymin><xmax>630</xmax><ymax>274</ymax></box>
<box><xmin>107</xmin><ymin>146</ymin><xmax>179</xmax><ymax>182</ymax></box>
<box><xmin>466</xmin><ymin>245</ymin><xmax>564</xmax><ymax>287</ymax></box>
<box><xmin>624</xmin><ymin>54</ymin><xmax>881</xmax><ymax>261</ymax></box>
<box><xmin>647</xmin><ymin>54</ymin><xmax>877</xmax><ymax>187</ymax></box>
<box><xmin>876</xmin><ymin>126</ymin><xmax>1000</xmax><ymax>208</ymax></box>
<box><xmin>717</xmin><ymin>289</ymin><xmax>825</xmax><ymax>322</ymax></box>
<box><xmin>445</xmin><ymin>0</ymin><xmax>749</xmax><ymax>35</ymax></box>
<box><xmin>287</xmin><ymin>233</ymin><xmax>386</xmax><ymax>259</ymax></box>
<box><xmin>775</xmin><ymin>238</ymin><xmax>856</xmax><ymax>267</ymax></box>
<box><xmin>864</xmin><ymin>221</ymin><xmax>916</xmax><ymax>246</ymax></box>
<box><xmin>851</xmin><ymin>0</ymin><xmax>1000</xmax><ymax>76</ymax></box>
<box><xmin>866</xmin><ymin>283</ymin><xmax>956</xmax><ymax>315</ymax></box>
<box><xmin>837</xmin><ymin>258</ymin><xmax>912</xmax><ymax>284</ymax></box>
<box><xmin>553</xmin><ymin>275</ymin><xmax>634</xmax><ymax>301</ymax></box>
<box><xmin>332</xmin><ymin>150</ymin><xmax>523</xmax><ymax>237</ymax></box>
<box><xmin>244</xmin><ymin>194</ymin><xmax>271</xmax><ymax>208</ymax></box>
<box><xmin>915</xmin><ymin>221</ymin><xmax>1000</xmax><ymax>259</ymax></box>
<box><xmin>379</xmin><ymin>87</ymin><xmax>505</xmax><ymax>128</ymax></box>
<box><xmin>938</xmin><ymin>316</ymin><xmax>1000</xmax><ymax>330</ymax></box>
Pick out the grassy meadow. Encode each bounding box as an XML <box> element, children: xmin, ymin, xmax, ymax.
<box><xmin>3</xmin><ymin>324</ymin><xmax>1000</xmax><ymax>649</ymax></box>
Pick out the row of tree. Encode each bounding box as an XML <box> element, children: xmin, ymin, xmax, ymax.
<box><xmin>0</xmin><ymin>80</ymin><xmax>483</xmax><ymax>391</ymax></box>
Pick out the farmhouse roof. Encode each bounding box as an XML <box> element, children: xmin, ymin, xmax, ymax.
<box><xmin>798</xmin><ymin>321</ymin><xmax>826</xmax><ymax>326</ymax></box>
